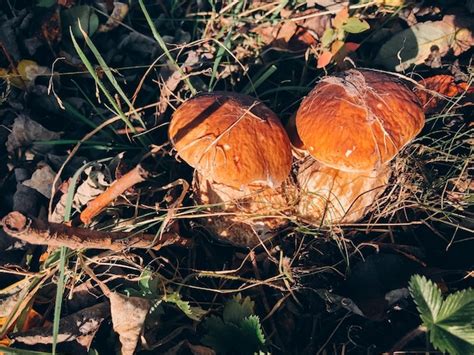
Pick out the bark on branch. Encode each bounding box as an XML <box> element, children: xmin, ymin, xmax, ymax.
<box><xmin>1</xmin><ymin>211</ymin><xmax>192</xmax><ymax>250</ymax></box>
<box><xmin>80</xmin><ymin>164</ymin><xmax>149</xmax><ymax>225</ymax></box>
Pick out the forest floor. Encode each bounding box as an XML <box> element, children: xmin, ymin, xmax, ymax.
<box><xmin>0</xmin><ymin>1</ymin><xmax>473</xmax><ymax>354</ymax></box>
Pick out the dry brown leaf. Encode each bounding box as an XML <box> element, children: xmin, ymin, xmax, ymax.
<box><xmin>11</xmin><ymin>302</ymin><xmax>109</xmax><ymax>349</ymax></box>
<box><xmin>157</xmin><ymin>51</ymin><xmax>200</xmax><ymax>114</ymax></box>
<box><xmin>98</xmin><ymin>2</ymin><xmax>129</xmax><ymax>33</ymax></box>
<box><xmin>109</xmin><ymin>292</ymin><xmax>151</xmax><ymax>355</ymax></box>
<box><xmin>165</xmin><ymin>340</ymin><xmax>216</xmax><ymax>355</ymax></box>
<box><xmin>50</xmin><ymin>163</ymin><xmax>112</xmax><ymax>223</ymax></box>
<box><xmin>41</xmin><ymin>10</ymin><xmax>61</xmax><ymax>44</ymax></box>
<box><xmin>6</xmin><ymin>115</ymin><xmax>61</xmax><ymax>155</ymax></box>
<box><xmin>415</xmin><ymin>75</ymin><xmax>473</xmax><ymax>113</ymax></box>
<box><xmin>188</xmin><ymin>342</ymin><xmax>217</xmax><ymax>355</ymax></box>
<box><xmin>23</xmin><ymin>163</ymin><xmax>59</xmax><ymax>199</ymax></box>
<box><xmin>0</xmin><ymin>278</ymin><xmax>33</xmax><ymax>318</ymax></box>
<box><xmin>376</xmin><ymin>14</ymin><xmax>473</xmax><ymax>71</ymax></box>
<box><xmin>253</xmin><ymin>10</ymin><xmax>331</xmax><ymax>51</ymax></box>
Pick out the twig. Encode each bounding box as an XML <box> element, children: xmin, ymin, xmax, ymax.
<box><xmin>80</xmin><ymin>164</ymin><xmax>149</xmax><ymax>225</ymax></box>
<box><xmin>389</xmin><ymin>325</ymin><xmax>427</xmax><ymax>353</ymax></box>
<box><xmin>2</xmin><ymin>211</ymin><xmax>192</xmax><ymax>250</ymax></box>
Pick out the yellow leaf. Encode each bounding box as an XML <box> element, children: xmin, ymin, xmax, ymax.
<box><xmin>331</xmin><ymin>40</ymin><xmax>345</xmax><ymax>55</ymax></box>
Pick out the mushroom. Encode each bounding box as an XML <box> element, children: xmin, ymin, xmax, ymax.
<box><xmin>169</xmin><ymin>92</ymin><xmax>295</xmax><ymax>246</ymax></box>
<box><xmin>293</xmin><ymin>69</ymin><xmax>425</xmax><ymax>225</ymax></box>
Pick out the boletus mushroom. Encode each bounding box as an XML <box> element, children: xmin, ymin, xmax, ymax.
<box><xmin>169</xmin><ymin>92</ymin><xmax>294</xmax><ymax>246</ymax></box>
<box><xmin>294</xmin><ymin>69</ymin><xmax>425</xmax><ymax>225</ymax></box>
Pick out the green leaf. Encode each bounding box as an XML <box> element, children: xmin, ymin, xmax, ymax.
<box><xmin>36</xmin><ymin>0</ymin><xmax>56</xmax><ymax>7</ymax></box>
<box><xmin>342</xmin><ymin>17</ymin><xmax>370</xmax><ymax>34</ymax></box>
<box><xmin>409</xmin><ymin>275</ymin><xmax>443</xmax><ymax>324</ymax></box>
<box><xmin>62</xmin><ymin>6</ymin><xmax>99</xmax><ymax>38</ymax></box>
<box><xmin>223</xmin><ymin>294</ymin><xmax>255</xmax><ymax>325</ymax></box>
<box><xmin>201</xmin><ymin>316</ymin><xmax>241</xmax><ymax>352</ymax></box>
<box><xmin>409</xmin><ymin>275</ymin><xmax>474</xmax><ymax>355</ymax></box>
<box><xmin>240</xmin><ymin>315</ymin><xmax>266</xmax><ymax>347</ymax></box>
<box><xmin>138</xmin><ymin>269</ymin><xmax>159</xmax><ymax>296</ymax></box>
<box><xmin>164</xmin><ymin>292</ymin><xmax>207</xmax><ymax>321</ymax></box>
<box><xmin>321</xmin><ymin>28</ymin><xmax>335</xmax><ymax>48</ymax></box>
<box><xmin>201</xmin><ymin>295</ymin><xmax>265</xmax><ymax>354</ymax></box>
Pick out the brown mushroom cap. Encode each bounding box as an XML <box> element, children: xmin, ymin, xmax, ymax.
<box><xmin>169</xmin><ymin>92</ymin><xmax>292</xmax><ymax>189</ymax></box>
<box><xmin>297</xmin><ymin>158</ymin><xmax>390</xmax><ymax>225</ymax></box>
<box><xmin>296</xmin><ymin>69</ymin><xmax>425</xmax><ymax>172</ymax></box>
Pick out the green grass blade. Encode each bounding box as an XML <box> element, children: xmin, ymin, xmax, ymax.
<box><xmin>51</xmin><ymin>247</ymin><xmax>68</xmax><ymax>355</ymax></box>
<box><xmin>209</xmin><ymin>29</ymin><xmax>233</xmax><ymax>91</ymax></box>
<box><xmin>242</xmin><ymin>65</ymin><xmax>278</xmax><ymax>95</ymax></box>
<box><xmin>69</xmin><ymin>28</ymin><xmax>149</xmax><ymax>146</ymax></box>
<box><xmin>138</xmin><ymin>0</ymin><xmax>197</xmax><ymax>95</ymax></box>
<box><xmin>77</xmin><ymin>23</ymin><xmax>146</xmax><ymax>130</ymax></box>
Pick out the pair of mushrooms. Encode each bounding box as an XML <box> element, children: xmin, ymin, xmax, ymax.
<box><xmin>168</xmin><ymin>69</ymin><xmax>425</xmax><ymax>247</ymax></box>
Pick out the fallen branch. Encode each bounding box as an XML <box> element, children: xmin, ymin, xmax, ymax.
<box><xmin>1</xmin><ymin>211</ymin><xmax>192</xmax><ymax>250</ymax></box>
<box><xmin>80</xmin><ymin>164</ymin><xmax>149</xmax><ymax>225</ymax></box>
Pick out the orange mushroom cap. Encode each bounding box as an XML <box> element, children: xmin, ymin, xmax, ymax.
<box><xmin>169</xmin><ymin>92</ymin><xmax>292</xmax><ymax>189</ymax></box>
<box><xmin>296</xmin><ymin>69</ymin><xmax>425</xmax><ymax>172</ymax></box>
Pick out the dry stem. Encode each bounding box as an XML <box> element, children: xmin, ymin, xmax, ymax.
<box><xmin>80</xmin><ymin>164</ymin><xmax>149</xmax><ymax>225</ymax></box>
<box><xmin>2</xmin><ymin>211</ymin><xmax>192</xmax><ymax>250</ymax></box>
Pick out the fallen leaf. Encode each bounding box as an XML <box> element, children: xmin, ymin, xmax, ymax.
<box><xmin>320</xmin><ymin>28</ymin><xmax>335</xmax><ymax>48</ymax></box>
<box><xmin>0</xmin><ymin>12</ymin><xmax>25</xmax><ymax>61</ymax></box>
<box><xmin>23</xmin><ymin>163</ymin><xmax>59</xmax><ymax>199</ymax></box>
<box><xmin>375</xmin><ymin>16</ymin><xmax>472</xmax><ymax>71</ymax></box>
<box><xmin>342</xmin><ymin>253</ymin><xmax>419</xmax><ymax>320</ymax></box>
<box><xmin>0</xmin><ymin>60</ymin><xmax>49</xmax><ymax>89</ymax></box>
<box><xmin>342</xmin><ymin>17</ymin><xmax>370</xmax><ymax>34</ymax></box>
<box><xmin>36</xmin><ymin>0</ymin><xmax>56</xmax><ymax>7</ymax></box>
<box><xmin>188</xmin><ymin>342</ymin><xmax>217</xmax><ymax>355</ymax></box>
<box><xmin>252</xmin><ymin>10</ymin><xmax>331</xmax><ymax>51</ymax></box>
<box><xmin>165</xmin><ymin>340</ymin><xmax>216</xmax><ymax>355</ymax></box>
<box><xmin>332</xmin><ymin>6</ymin><xmax>349</xmax><ymax>30</ymax></box>
<box><xmin>98</xmin><ymin>2</ymin><xmax>129</xmax><ymax>33</ymax></box>
<box><xmin>317</xmin><ymin>50</ymin><xmax>333</xmax><ymax>68</ymax></box>
<box><xmin>0</xmin><ymin>278</ymin><xmax>38</xmax><ymax>337</ymax></box>
<box><xmin>157</xmin><ymin>51</ymin><xmax>200</xmax><ymax>114</ymax></box>
<box><xmin>415</xmin><ymin>75</ymin><xmax>474</xmax><ymax>113</ymax></box>
<box><xmin>12</xmin><ymin>184</ymin><xmax>42</xmax><ymax>226</ymax></box>
<box><xmin>0</xmin><ymin>279</ymin><xmax>33</xmax><ymax>318</ymax></box>
<box><xmin>376</xmin><ymin>0</ymin><xmax>405</xmax><ymax>6</ymax></box>
<box><xmin>62</xmin><ymin>5</ymin><xmax>99</xmax><ymax>39</ymax></box>
<box><xmin>277</xmin><ymin>21</ymin><xmax>299</xmax><ymax>43</ymax></box>
<box><xmin>50</xmin><ymin>163</ymin><xmax>112</xmax><ymax>223</ymax></box>
<box><xmin>6</xmin><ymin>115</ymin><xmax>61</xmax><ymax>155</ymax></box>
<box><xmin>332</xmin><ymin>41</ymin><xmax>360</xmax><ymax>65</ymax></box>
<box><xmin>41</xmin><ymin>10</ymin><xmax>62</xmax><ymax>44</ymax></box>
<box><xmin>330</xmin><ymin>39</ymin><xmax>345</xmax><ymax>54</ymax></box>
<box><xmin>11</xmin><ymin>302</ymin><xmax>109</xmax><ymax>350</ymax></box>
<box><xmin>17</xmin><ymin>60</ymin><xmax>49</xmax><ymax>84</ymax></box>
<box><xmin>58</xmin><ymin>0</ymin><xmax>76</xmax><ymax>8</ymax></box>
<box><xmin>109</xmin><ymin>292</ymin><xmax>151</xmax><ymax>355</ymax></box>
